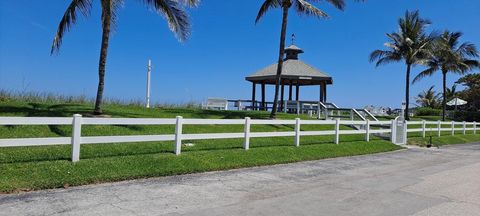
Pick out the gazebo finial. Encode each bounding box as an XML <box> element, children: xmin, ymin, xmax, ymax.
<box><xmin>291</xmin><ymin>33</ymin><xmax>296</xmax><ymax>45</ymax></box>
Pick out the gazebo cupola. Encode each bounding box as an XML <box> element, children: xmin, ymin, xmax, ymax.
<box><xmin>285</xmin><ymin>45</ymin><xmax>304</xmax><ymax>60</ymax></box>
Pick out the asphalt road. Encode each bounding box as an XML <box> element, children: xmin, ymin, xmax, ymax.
<box><xmin>2</xmin><ymin>143</ymin><xmax>480</xmax><ymax>216</ymax></box>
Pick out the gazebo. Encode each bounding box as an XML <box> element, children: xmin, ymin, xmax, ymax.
<box><xmin>245</xmin><ymin>44</ymin><xmax>333</xmax><ymax>110</ymax></box>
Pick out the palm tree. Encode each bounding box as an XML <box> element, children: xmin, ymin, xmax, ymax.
<box><xmin>413</xmin><ymin>31</ymin><xmax>479</xmax><ymax>121</ymax></box>
<box><xmin>255</xmin><ymin>0</ymin><xmax>362</xmax><ymax>119</ymax></box>
<box><xmin>51</xmin><ymin>0</ymin><xmax>198</xmax><ymax>115</ymax></box>
<box><xmin>445</xmin><ymin>84</ymin><xmax>457</xmax><ymax>101</ymax></box>
<box><xmin>415</xmin><ymin>86</ymin><xmax>441</xmax><ymax>108</ymax></box>
<box><xmin>370</xmin><ymin>10</ymin><xmax>436</xmax><ymax>120</ymax></box>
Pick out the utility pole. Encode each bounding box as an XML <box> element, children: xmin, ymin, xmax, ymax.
<box><xmin>146</xmin><ymin>59</ymin><xmax>151</xmax><ymax>108</ymax></box>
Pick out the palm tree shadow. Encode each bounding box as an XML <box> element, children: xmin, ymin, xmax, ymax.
<box><xmin>48</xmin><ymin>125</ymin><xmax>69</xmax><ymax>137</ymax></box>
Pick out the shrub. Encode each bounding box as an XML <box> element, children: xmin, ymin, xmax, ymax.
<box><xmin>453</xmin><ymin>111</ymin><xmax>480</xmax><ymax>122</ymax></box>
<box><xmin>415</xmin><ymin>107</ymin><xmax>442</xmax><ymax>116</ymax></box>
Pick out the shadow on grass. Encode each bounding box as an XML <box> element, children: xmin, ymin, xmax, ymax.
<box><xmin>0</xmin><ymin>137</ymin><xmax>380</xmax><ymax>164</ymax></box>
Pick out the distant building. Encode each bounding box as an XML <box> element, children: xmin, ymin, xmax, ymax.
<box><xmin>364</xmin><ymin>105</ymin><xmax>391</xmax><ymax>116</ymax></box>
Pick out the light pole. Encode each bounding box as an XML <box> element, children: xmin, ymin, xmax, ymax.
<box><xmin>146</xmin><ymin>59</ymin><xmax>151</xmax><ymax>108</ymax></box>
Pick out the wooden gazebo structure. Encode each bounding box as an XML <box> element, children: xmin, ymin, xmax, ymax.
<box><xmin>245</xmin><ymin>44</ymin><xmax>333</xmax><ymax>110</ymax></box>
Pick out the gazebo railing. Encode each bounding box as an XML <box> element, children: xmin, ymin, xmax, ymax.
<box><xmin>227</xmin><ymin>99</ymin><xmax>378</xmax><ymax>122</ymax></box>
<box><xmin>227</xmin><ymin>100</ymin><xmax>273</xmax><ymax>111</ymax></box>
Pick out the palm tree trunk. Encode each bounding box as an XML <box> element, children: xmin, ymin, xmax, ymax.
<box><xmin>442</xmin><ymin>70</ymin><xmax>447</xmax><ymax>121</ymax></box>
<box><xmin>270</xmin><ymin>3</ymin><xmax>289</xmax><ymax>119</ymax></box>
<box><xmin>405</xmin><ymin>64</ymin><xmax>411</xmax><ymax>120</ymax></box>
<box><xmin>93</xmin><ymin>18</ymin><xmax>111</xmax><ymax>115</ymax></box>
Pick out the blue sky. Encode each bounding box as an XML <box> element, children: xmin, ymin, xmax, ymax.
<box><xmin>1</xmin><ymin>0</ymin><xmax>479</xmax><ymax>108</ymax></box>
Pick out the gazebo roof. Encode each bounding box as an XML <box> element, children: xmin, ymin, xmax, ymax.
<box><xmin>245</xmin><ymin>45</ymin><xmax>333</xmax><ymax>85</ymax></box>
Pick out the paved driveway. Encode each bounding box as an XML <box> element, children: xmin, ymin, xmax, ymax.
<box><xmin>2</xmin><ymin>143</ymin><xmax>480</xmax><ymax>216</ymax></box>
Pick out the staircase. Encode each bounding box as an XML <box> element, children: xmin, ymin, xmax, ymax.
<box><xmin>318</xmin><ymin>102</ymin><xmax>379</xmax><ymax>130</ymax></box>
<box><xmin>320</xmin><ymin>102</ymin><xmax>379</xmax><ymax>122</ymax></box>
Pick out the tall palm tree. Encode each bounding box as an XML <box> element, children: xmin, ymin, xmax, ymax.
<box><xmin>255</xmin><ymin>0</ymin><xmax>361</xmax><ymax>119</ymax></box>
<box><xmin>415</xmin><ymin>86</ymin><xmax>441</xmax><ymax>108</ymax></box>
<box><xmin>370</xmin><ymin>10</ymin><xmax>436</xmax><ymax>120</ymax></box>
<box><xmin>412</xmin><ymin>31</ymin><xmax>479</xmax><ymax>121</ymax></box>
<box><xmin>51</xmin><ymin>0</ymin><xmax>198</xmax><ymax>115</ymax></box>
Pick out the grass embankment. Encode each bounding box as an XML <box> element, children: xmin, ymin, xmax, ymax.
<box><xmin>0</xmin><ymin>99</ymin><xmax>404</xmax><ymax>193</ymax></box>
<box><xmin>405</xmin><ymin>116</ymin><xmax>480</xmax><ymax>146</ymax></box>
<box><xmin>408</xmin><ymin>134</ymin><xmax>480</xmax><ymax>147</ymax></box>
<box><xmin>376</xmin><ymin>114</ymin><xmax>480</xmax><ymax>146</ymax></box>
<box><xmin>2</xmin><ymin>97</ymin><xmax>478</xmax><ymax>193</ymax></box>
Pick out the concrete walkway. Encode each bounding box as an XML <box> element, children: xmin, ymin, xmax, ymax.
<box><xmin>1</xmin><ymin>143</ymin><xmax>480</xmax><ymax>216</ymax></box>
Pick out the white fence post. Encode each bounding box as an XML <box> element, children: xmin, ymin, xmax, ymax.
<box><xmin>174</xmin><ymin>116</ymin><xmax>183</xmax><ymax>155</ymax></box>
<box><xmin>474</xmin><ymin>122</ymin><xmax>477</xmax><ymax>134</ymax></box>
<box><xmin>463</xmin><ymin>121</ymin><xmax>466</xmax><ymax>135</ymax></box>
<box><xmin>317</xmin><ymin>102</ymin><xmax>321</xmax><ymax>119</ymax></box>
<box><xmin>243</xmin><ymin>117</ymin><xmax>251</xmax><ymax>150</ymax></box>
<box><xmin>405</xmin><ymin>120</ymin><xmax>408</xmax><ymax>141</ymax></box>
<box><xmin>365</xmin><ymin>119</ymin><xmax>370</xmax><ymax>142</ymax></box>
<box><xmin>295</xmin><ymin>118</ymin><xmax>301</xmax><ymax>147</ymax></box>
<box><xmin>334</xmin><ymin>118</ymin><xmax>340</xmax><ymax>144</ymax></box>
<box><xmin>390</xmin><ymin>120</ymin><xmax>396</xmax><ymax>143</ymax></box>
<box><xmin>437</xmin><ymin>120</ymin><xmax>441</xmax><ymax>137</ymax></box>
<box><xmin>296</xmin><ymin>102</ymin><xmax>300</xmax><ymax>115</ymax></box>
<box><xmin>71</xmin><ymin>114</ymin><xmax>82</xmax><ymax>162</ymax></box>
<box><xmin>451</xmin><ymin>121</ymin><xmax>455</xmax><ymax>136</ymax></box>
<box><xmin>422</xmin><ymin>120</ymin><xmax>426</xmax><ymax>138</ymax></box>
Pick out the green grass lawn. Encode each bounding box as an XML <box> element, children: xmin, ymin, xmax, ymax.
<box><xmin>408</xmin><ymin>133</ymin><xmax>480</xmax><ymax>147</ymax></box>
<box><xmin>0</xmin><ymin>100</ymin><xmax>476</xmax><ymax>193</ymax></box>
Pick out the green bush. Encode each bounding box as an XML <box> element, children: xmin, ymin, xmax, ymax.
<box><xmin>453</xmin><ymin>111</ymin><xmax>480</xmax><ymax>122</ymax></box>
<box><xmin>415</xmin><ymin>107</ymin><xmax>442</xmax><ymax>116</ymax></box>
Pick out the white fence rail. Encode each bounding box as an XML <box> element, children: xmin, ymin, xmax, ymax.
<box><xmin>406</xmin><ymin>120</ymin><xmax>478</xmax><ymax>138</ymax></box>
<box><xmin>0</xmin><ymin>115</ymin><xmax>477</xmax><ymax>162</ymax></box>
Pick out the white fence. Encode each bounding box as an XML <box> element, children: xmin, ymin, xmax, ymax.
<box><xmin>0</xmin><ymin>115</ymin><xmax>477</xmax><ymax>162</ymax></box>
<box><xmin>406</xmin><ymin>120</ymin><xmax>477</xmax><ymax>138</ymax></box>
<box><xmin>1</xmin><ymin>115</ymin><xmax>393</xmax><ymax>162</ymax></box>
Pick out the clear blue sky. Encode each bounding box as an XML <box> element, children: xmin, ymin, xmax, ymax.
<box><xmin>1</xmin><ymin>0</ymin><xmax>479</xmax><ymax>108</ymax></box>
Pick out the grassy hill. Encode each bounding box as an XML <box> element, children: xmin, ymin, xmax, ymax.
<box><xmin>0</xmin><ymin>96</ymin><xmax>478</xmax><ymax>193</ymax></box>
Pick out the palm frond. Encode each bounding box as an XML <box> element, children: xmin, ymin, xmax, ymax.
<box><xmin>108</xmin><ymin>0</ymin><xmax>125</xmax><ymax>33</ymax></box>
<box><xmin>140</xmin><ymin>0</ymin><xmax>193</xmax><ymax>41</ymax></box>
<box><xmin>255</xmin><ymin>0</ymin><xmax>282</xmax><ymax>24</ymax></box>
<box><xmin>463</xmin><ymin>59</ymin><xmax>480</xmax><ymax>68</ymax></box>
<box><xmin>294</xmin><ymin>0</ymin><xmax>328</xmax><ymax>18</ymax></box>
<box><xmin>457</xmin><ymin>42</ymin><xmax>479</xmax><ymax>57</ymax></box>
<box><xmin>100</xmin><ymin>0</ymin><xmax>122</xmax><ymax>34</ymax></box>
<box><xmin>369</xmin><ymin>50</ymin><xmax>401</xmax><ymax>66</ymax></box>
<box><xmin>177</xmin><ymin>0</ymin><xmax>200</xmax><ymax>7</ymax></box>
<box><xmin>325</xmin><ymin>0</ymin><xmax>346</xmax><ymax>10</ymax></box>
<box><xmin>311</xmin><ymin>0</ymin><xmax>346</xmax><ymax>10</ymax></box>
<box><xmin>375</xmin><ymin>56</ymin><xmax>401</xmax><ymax>67</ymax></box>
<box><xmin>412</xmin><ymin>67</ymin><xmax>437</xmax><ymax>84</ymax></box>
<box><xmin>51</xmin><ymin>0</ymin><xmax>93</xmax><ymax>54</ymax></box>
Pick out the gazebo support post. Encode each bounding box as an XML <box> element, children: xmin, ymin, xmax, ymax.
<box><xmin>251</xmin><ymin>82</ymin><xmax>256</xmax><ymax>110</ymax></box>
<box><xmin>261</xmin><ymin>82</ymin><xmax>266</xmax><ymax>111</ymax></box>
<box><xmin>295</xmin><ymin>82</ymin><xmax>300</xmax><ymax>101</ymax></box>
<box><xmin>323</xmin><ymin>84</ymin><xmax>327</xmax><ymax>102</ymax></box>
<box><xmin>280</xmin><ymin>81</ymin><xmax>285</xmax><ymax>112</ymax></box>
<box><xmin>319</xmin><ymin>85</ymin><xmax>323</xmax><ymax>103</ymax></box>
<box><xmin>295</xmin><ymin>82</ymin><xmax>300</xmax><ymax>114</ymax></box>
<box><xmin>288</xmin><ymin>82</ymin><xmax>293</xmax><ymax>101</ymax></box>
